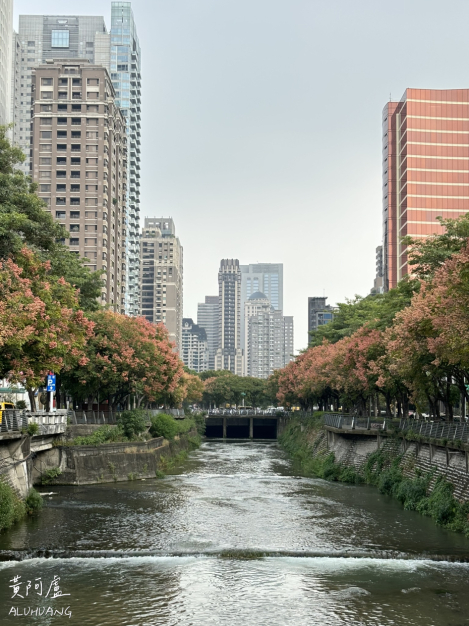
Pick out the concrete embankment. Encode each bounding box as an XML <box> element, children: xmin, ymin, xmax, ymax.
<box><xmin>279</xmin><ymin>415</ymin><xmax>469</xmax><ymax>535</ymax></box>
<box><xmin>33</xmin><ymin>429</ymin><xmax>199</xmax><ymax>485</ymax></box>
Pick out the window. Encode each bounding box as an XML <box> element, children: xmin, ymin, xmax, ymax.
<box><xmin>56</xmin><ymin>184</ymin><xmax>66</xmax><ymax>191</ymax></box>
<box><xmin>72</xmin><ymin>78</ymin><xmax>82</xmax><ymax>86</ymax></box>
<box><xmin>70</xmin><ymin>224</ymin><xmax>80</xmax><ymax>232</ymax></box>
<box><xmin>56</xmin><ymin>171</ymin><xmax>66</xmax><ymax>178</ymax></box>
<box><xmin>70</xmin><ymin>171</ymin><xmax>80</xmax><ymax>178</ymax></box>
<box><xmin>58</xmin><ymin>92</ymin><xmax>68</xmax><ymax>100</ymax></box>
<box><xmin>70</xmin><ymin>157</ymin><xmax>81</xmax><ymax>165</ymax></box>
<box><xmin>57</xmin><ymin>144</ymin><xmax>67</xmax><ymax>151</ymax></box>
<box><xmin>71</xmin><ymin>144</ymin><xmax>81</xmax><ymax>152</ymax></box>
<box><xmin>56</xmin><ymin>157</ymin><xmax>66</xmax><ymax>164</ymax></box>
<box><xmin>41</xmin><ymin>92</ymin><xmax>53</xmax><ymax>99</ymax></box>
<box><xmin>55</xmin><ymin>211</ymin><xmax>66</xmax><ymax>219</ymax></box>
<box><xmin>70</xmin><ymin>211</ymin><xmax>80</xmax><ymax>219</ymax></box>
<box><xmin>57</xmin><ymin>131</ymin><xmax>67</xmax><ymax>138</ymax></box>
<box><xmin>40</xmin><ymin>131</ymin><xmax>52</xmax><ymax>138</ymax></box>
<box><xmin>69</xmin><ymin>238</ymin><xmax>79</xmax><ymax>246</ymax></box>
<box><xmin>40</xmin><ymin>118</ymin><xmax>52</xmax><ymax>125</ymax></box>
<box><xmin>40</xmin><ymin>157</ymin><xmax>51</xmax><ymax>165</ymax></box>
<box><xmin>70</xmin><ymin>198</ymin><xmax>80</xmax><ymax>206</ymax></box>
<box><xmin>56</xmin><ymin>197</ymin><xmax>66</xmax><ymax>205</ymax></box>
<box><xmin>39</xmin><ymin>171</ymin><xmax>51</xmax><ymax>178</ymax></box>
<box><xmin>70</xmin><ymin>184</ymin><xmax>80</xmax><ymax>192</ymax></box>
<box><xmin>86</xmin><ymin>131</ymin><xmax>98</xmax><ymax>139</ymax></box>
<box><xmin>39</xmin><ymin>184</ymin><xmax>50</xmax><ymax>192</ymax></box>
<box><xmin>72</xmin><ymin>92</ymin><xmax>82</xmax><ymax>100</ymax></box>
<box><xmin>71</xmin><ymin>118</ymin><xmax>81</xmax><ymax>125</ymax></box>
<box><xmin>57</xmin><ymin>104</ymin><xmax>67</xmax><ymax>111</ymax></box>
<box><xmin>57</xmin><ymin>117</ymin><xmax>67</xmax><ymax>125</ymax></box>
<box><xmin>59</xmin><ymin>78</ymin><xmax>68</xmax><ymax>86</ymax></box>
<box><xmin>71</xmin><ymin>104</ymin><xmax>81</xmax><ymax>111</ymax></box>
<box><xmin>87</xmin><ymin>78</ymin><xmax>99</xmax><ymax>86</ymax></box>
<box><xmin>41</xmin><ymin>78</ymin><xmax>52</xmax><ymax>86</ymax></box>
<box><xmin>40</xmin><ymin>104</ymin><xmax>52</xmax><ymax>112</ymax></box>
<box><xmin>51</xmin><ymin>30</ymin><xmax>70</xmax><ymax>48</ymax></box>
<box><xmin>71</xmin><ymin>131</ymin><xmax>81</xmax><ymax>138</ymax></box>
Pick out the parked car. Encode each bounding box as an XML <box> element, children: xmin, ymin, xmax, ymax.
<box><xmin>0</xmin><ymin>401</ymin><xmax>15</xmax><ymax>424</ymax></box>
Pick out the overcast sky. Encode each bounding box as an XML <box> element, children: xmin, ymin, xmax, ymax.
<box><xmin>13</xmin><ymin>0</ymin><xmax>469</xmax><ymax>352</ymax></box>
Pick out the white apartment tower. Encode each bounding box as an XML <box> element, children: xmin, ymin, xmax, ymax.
<box><xmin>215</xmin><ymin>259</ymin><xmax>243</xmax><ymax>375</ymax></box>
<box><xmin>139</xmin><ymin>218</ymin><xmax>183</xmax><ymax>352</ymax></box>
<box><xmin>0</xmin><ymin>0</ymin><xmax>13</xmax><ymax>125</ymax></box>
<box><xmin>182</xmin><ymin>318</ymin><xmax>209</xmax><ymax>373</ymax></box>
<box><xmin>197</xmin><ymin>296</ymin><xmax>219</xmax><ymax>371</ymax></box>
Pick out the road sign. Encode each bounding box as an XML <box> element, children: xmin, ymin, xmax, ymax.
<box><xmin>46</xmin><ymin>375</ymin><xmax>56</xmax><ymax>392</ymax></box>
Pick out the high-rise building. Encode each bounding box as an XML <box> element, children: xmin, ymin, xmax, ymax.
<box><xmin>12</xmin><ymin>15</ymin><xmax>108</xmax><ymax>174</ymax></box>
<box><xmin>245</xmin><ymin>293</ymin><xmax>294</xmax><ymax>379</ymax></box>
<box><xmin>181</xmin><ymin>318</ymin><xmax>209</xmax><ymax>373</ymax></box>
<box><xmin>214</xmin><ymin>259</ymin><xmax>243</xmax><ymax>375</ymax></box>
<box><xmin>197</xmin><ymin>296</ymin><xmax>219</xmax><ymax>371</ymax></box>
<box><xmin>30</xmin><ymin>60</ymin><xmax>127</xmax><ymax>312</ymax></box>
<box><xmin>383</xmin><ymin>89</ymin><xmax>469</xmax><ymax>291</ymax></box>
<box><xmin>240</xmin><ymin>263</ymin><xmax>283</xmax><ymax>350</ymax></box>
<box><xmin>0</xmin><ymin>0</ymin><xmax>13</xmax><ymax>125</ymax></box>
<box><xmin>371</xmin><ymin>245</ymin><xmax>384</xmax><ymax>295</ymax></box>
<box><xmin>139</xmin><ymin>218</ymin><xmax>183</xmax><ymax>351</ymax></box>
<box><xmin>110</xmin><ymin>2</ymin><xmax>141</xmax><ymax>316</ymax></box>
<box><xmin>308</xmin><ymin>296</ymin><xmax>334</xmax><ymax>340</ymax></box>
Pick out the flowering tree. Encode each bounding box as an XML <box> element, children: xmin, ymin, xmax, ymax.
<box><xmin>61</xmin><ymin>311</ymin><xmax>184</xmax><ymax>409</ymax></box>
<box><xmin>0</xmin><ymin>248</ymin><xmax>94</xmax><ymax>408</ymax></box>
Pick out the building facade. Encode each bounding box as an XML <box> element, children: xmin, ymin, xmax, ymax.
<box><xmin>371</xmin><ymin>245</ymin><xmax>384</xmax><ymax>294</ymax></box>
<box><xmin>31</xmin><ymin>60</ymin><xmax>127</xmax><ymax>311</ymax></box>
<box><xmin>308</xmin><ymin>296</ymin><xmax>334</xmax><ymax>340</ymax></box>
<box><xmin>12</xmin><ymin>15</ymin><xmax>108</xmax><ymax>174</ymax></box>
<box><xmin>383</xmin><ymin>89</ymin><xmax>469</xmax><ymax>290</ymax></box>
<box><xmin>109</xmin><ymin>2</ymin><xmax>141</xmax><ymax>316</ymax></box>
<box><xmin>181</xmin><ymin>318</ymin><xmax>209</xmax><ymax>373</ymax></box>
<box><xmin>0</xmin><ymin>0</ymin><xmax>13</xmax><ymax>125</ymax></box>
<box><xmin>139</xmin><ymin>217</ymin><xmax>183</xmax><ymax>351</ymax></box>
<box><xmin>284</xmin><ymin>316</ymin><xmax>294</xmax><ymax>364</ymax></box>
<box><xmin>240</xmin><ymin>263</ymin><xmax>283</xmax><ymax>351</ymax></box>
<box><xmin>214</xmin><ymin>259</ymin><xmax>243</xmax><ymax>375</ymax></box>
<box><xmin>197</xmin><ymin>295</ymin><xmax>219</xmax><ymax>371</ymax></box>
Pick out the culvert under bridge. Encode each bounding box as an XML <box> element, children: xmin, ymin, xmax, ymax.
<box><xmin>205</xmin><ymin>414</ymin><xmax>285</xmax><ymax>440</ymax></box>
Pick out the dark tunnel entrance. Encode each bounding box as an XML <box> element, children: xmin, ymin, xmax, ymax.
<box><xmin>253</xmin><ymin>419</ymin><xmax>277</xmax><ymax>439</ymax></box>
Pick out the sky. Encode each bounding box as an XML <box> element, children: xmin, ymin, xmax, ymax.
<box><xmin>13</xmin><ymin>0</ymin><xmax>469</xmax><ymax>353</ymax></box>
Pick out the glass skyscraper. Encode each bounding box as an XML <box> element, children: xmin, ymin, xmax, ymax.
<box><xmin>110</xmin><ymin>2</ymin><xmax>141</xmax><ymax>315</ymax></box>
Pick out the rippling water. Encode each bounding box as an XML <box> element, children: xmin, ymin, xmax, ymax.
<box><xmin>1</xmin><ymin>441</ymin><xmax>469</xmax><ymax>625</ymax></box>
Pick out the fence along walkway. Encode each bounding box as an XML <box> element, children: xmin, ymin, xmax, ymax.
<box><xmin>324</xmin><ymin>414</ymin><xmax>388</xmax><ymax>431</ymax></box>
<box><xmin>0</xmin><ymin>410</ymin><xmax>67</xmax><ymax>435</ymax></box>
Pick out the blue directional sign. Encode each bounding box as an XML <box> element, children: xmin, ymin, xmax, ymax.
<box><xmin>46</xmin><ymin>375</ymin><xmax>56</xmax><ymax>392</ymax></box>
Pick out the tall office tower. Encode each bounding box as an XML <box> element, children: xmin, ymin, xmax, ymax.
<box><xmin>214</xmin><ymin>259</ymin><xmax>243</xmax><ymax>375</ymax></box>
<box><xmin>383</xmin><ymin>89</ymin><xmax>469</xmax><ymax>291</ymax></box>
<box><xmin>308</xmin><ymin>296</ymin><xmax>334</xmax><ymax>340</ymax></box>
<box><xmin>12</xmin><ymin>15</ymin><xmax>107</xmax><ymax>174</ymax></box>
<box><xmin>139</xmin><ymin>218</ymin><xmax>183</xmax><ymax>351</ymax></box>
<box><xmin>181</xmin><ymin>318</ymin><xmax>209</xmax><ymax>373</ymax></box>
<box><xmin>31</xmin><ymin>60</ymin><xmax>127</xmax><ymax>312</ymax></box>
<box><xmin>197</xmin><ymin>296</ymin><xmax>219</xmax><ymax>370</ymax></box>
<box><xmin>240</xmin><ymin>263</ymin><xmax>283</xmax><ymax>354</ymax></box>
<box><xmin>0</xmin><ymin>0</ymin><xmax>13</xmax><ymax>125</ymax></box>
<box><xmin>244</xmin><ymin>293</ymin><xmax>294</xmax><ymax>378</ymax></box>
<box><xmin>109</xmin><ymin>2</ymin><xmax>141</xmax><ymax>316</ymax></box>
<box><xmin>284</xmin><ymin>316</ymin><xmax>294</xmax><ymax>363</ymax></box>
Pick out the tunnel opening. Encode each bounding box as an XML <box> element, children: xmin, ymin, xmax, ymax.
<box><xmin>226</xmin><ymin>423</ymin><xmax>250</xmax><ymax>438</ymax></box>
<box><xmin>253</xmin><ymin>419</ymin><xmax>277</xmax><ymax>439</ymax></box>
<box><xmin>205</xmin><ymin>424</ymin><xmax>223</xmax><ymax>438</ymax></box>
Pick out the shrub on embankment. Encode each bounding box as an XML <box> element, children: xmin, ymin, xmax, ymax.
<box><xmin>0</xmin><ymin>481</ymin><xmax>43</xmax><ymax>533</ymax></box>
<box><xmin>279</xmin><ymin>416</ymin><xmax>469</xmax><ymax>536</ymax></box>
<box><xmin>149</xmin><ymin>414</ymin><xmax>196</xmax><ymax>440</ymax></box>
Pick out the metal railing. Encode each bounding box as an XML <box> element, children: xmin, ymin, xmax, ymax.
<box><xmin>0</xmin><ymin>410</ymin><xmax>67</xmax><ymax>435</ymax></box>
<box><xmin>207</xmin><ymin>410</ymin><xmax>288</xmax><ymax>417</ymax></box>
<box><xmin>324</xmin><ymin>413</ymin><xmax>388</xmax><ymax>431</ymax></box>
<box><xmin>399</xmin><ymin>419</ymin><xmax>469</xmax><ymax>443</ymax></box>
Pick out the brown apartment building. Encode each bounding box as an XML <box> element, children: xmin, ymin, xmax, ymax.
<box><xmin>31</xmin><ymin>59</ymin><xmax>127</xmax><ymax>311</ymax></box>
<box><xmin>383</xmin><ymin>88</ymin><xmax>469</xmax><ymax>291</ymax></box>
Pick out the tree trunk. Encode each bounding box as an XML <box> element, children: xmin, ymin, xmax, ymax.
<box><xmin>28</xmin><ymin>388</ymin><xmax>36</xmax><ymax>411</ymax></box>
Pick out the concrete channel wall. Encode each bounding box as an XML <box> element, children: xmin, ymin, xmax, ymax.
<box><xmin>325</xmin><ymin>427</ymin><xmax>469</xmax><ymax>502</ymax></box>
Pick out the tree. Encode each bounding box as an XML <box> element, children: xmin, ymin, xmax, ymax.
<box><xmin>61</xmin><ymin>311</ymin><xmax>184</xmax><ymax>409</ymax></box>
<box><xmin>0</xmin><ymin>125</ymin><xmax>103</xmax><ymax>310</ymax></box>
<box><xmin>0</xmin><ymin>248</ymin><xmax>94</xmax><ymax>408</ymax></box>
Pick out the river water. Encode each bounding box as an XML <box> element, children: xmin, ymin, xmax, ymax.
<box><xmin>1</xmin><ymin>440</ymin><xmax>469</xmax><ymax>625</ymax></box>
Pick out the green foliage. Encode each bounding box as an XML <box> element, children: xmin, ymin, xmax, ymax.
<box><xmin>42</xmin><ymin>467</ymin><xmax>62</xmax><ymax>484</ymax></box>
<box><xmin>309</xmin><ymin>279</ymin><xmax>418</xmax><ymax>347</ymax></box>
<box><xmin>67</xmin><ymin>425</ymin><xmax>124</xmax><ymax>446</ymax></box>
<box><xmin>117</xmin><ymin>409</ymin><xmax>148</xmax><ymax>439</ymax></box>
<box><xmin>27</xmin><ymin>422</ymin><xmax>39</xmax><ymax>436</ymax></box>
<box><xmin>155</xmin><ymin>469</ymin><xmax>165</xmax><ymax>479</ymax></box>
<box><xmin>192</xmin><ymin>412</ymin><xmax>206</xmax><ymax>436</ymax></box>
<box><xmin>25</xmin><ymin>488</ymin><xmax>43</xmax><ymax>515</ymax></box>
<box><xmin>15</xmin><ymin>400</ymin><xmax>26</xmax><ymax>409</ymax></box>
<box><xmin>149</xmin><ymin>414</ymin><xmax>195</xmax><ymax>440</ymax></box>
<box><xmin>0</xmin><ymin>479</ymin><xmax>25</xmax><ymax>532</ymax></box>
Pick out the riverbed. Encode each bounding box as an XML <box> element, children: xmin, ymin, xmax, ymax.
<box><xmin>1</xmin><ymin>441</ymin><xmax>469</xmax><ymax>625</ymax></box>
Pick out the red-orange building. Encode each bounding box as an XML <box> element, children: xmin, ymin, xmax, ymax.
<box><xmin>383</xmin><ymin>89</ymin><xmax>469</xmax><ymax>290</ymax></box>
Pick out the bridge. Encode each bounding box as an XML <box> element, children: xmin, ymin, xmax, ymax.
<box><xmin>205</xmin><ymin>410</ymin><xmax>287</xmax><ymax>439</ymax></box>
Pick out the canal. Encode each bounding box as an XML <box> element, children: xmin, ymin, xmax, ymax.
<box><xmin>1</xmin><ymin>440</ymin><xmax>469</xmax><ymax>625</ymax></box>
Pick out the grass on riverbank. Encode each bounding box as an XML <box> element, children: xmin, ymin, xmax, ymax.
<box><xmin>279</xmin><ymin>415</ymin><xmax>469</xmax><ymax>537</ymax></box>
<box><xmin>0</xmin><ymin>481</ymin><xmax>43</xmax><ymax>533</ymax></box>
